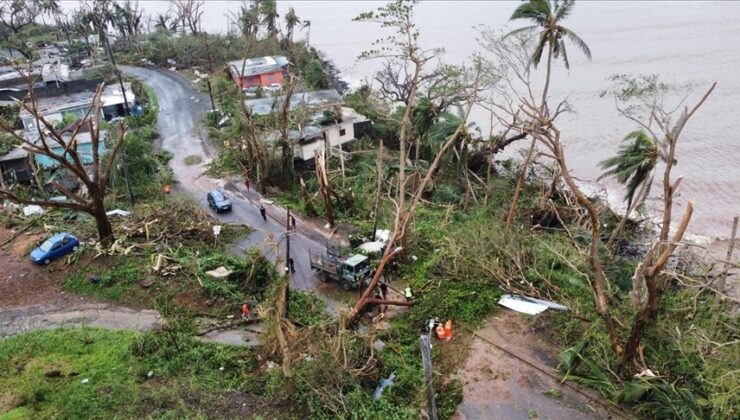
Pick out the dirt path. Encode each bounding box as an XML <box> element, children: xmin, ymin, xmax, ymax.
<box><xmin>0</xmin><ymin>303</ymin><xmax>162</xmax><ymax>339</ymax></box>
<box><xmin>453</xmin><ymin>311</ymin><xmax>625</xmax><ymax>420</ymax></box>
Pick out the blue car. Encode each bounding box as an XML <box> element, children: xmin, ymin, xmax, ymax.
<box><xmin>30</xmin><ymin>232</ymin><xmax>80</xmax><ymax>265</ymax></box>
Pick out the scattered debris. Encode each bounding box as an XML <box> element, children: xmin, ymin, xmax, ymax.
<box><xmin>635</xmin><ymin>369</ymin><xmax>657</xmax><ymax>378</ymax></box>
<box><xmin>372</xmin><ymin>371</ymin><xmax>397</xmax><ymax>400</ymax></box>
<box><xmin>106</xmin><ymin>209</ymin><xmax>132</xmax><ymax>217</ymax></box>
<box><xmin>89</xmin><ymin>275</ymin><xmax>101</xmax><ymax>284</ymax></box>
<box><xmin>81</xmin><ymin>378</ymin><xmax>89</xmax><ymax>384</ymax></box>
<box><xmin>498</xmin><ymin>294</ymin><xmax>567</xmax><ymax>315</ymax></box>
<box><xmin>373</xmin><ymin>339</ymin><xmax>386</xmax><ymax>352</ymax></box>
<box><xmin>359</xmin><ymin>241</ymin><xmax>385</xmax><ymax>254</ymax></box>
<box><xmin>139</xmin><ymin>279</ymin><xmax>154</xmax><ymax>289</ymax></box>
<box><xmin>22</xmin><ymin>205</ymin><xmax>45</xmax><ymax>216</ymax></box>
<box><xmin>147</xmin><ymin>370</ymin><xmax>154</xmax><ymax>378</ymax></box>
<box><xmin>374</xmin><ymin>229</ymin><xmax>391</xmax><ymax>243</ymax></box>
<box><xmin>205</xmin><ymin>266</ymin><xmax>232</xmax><ymax>279</ymax></box>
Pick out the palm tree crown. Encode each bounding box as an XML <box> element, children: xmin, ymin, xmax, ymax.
<box><xmin>507</xmin><ymin>0</ymin><xmax>591</xmax><ymax>69</ymax></box>
<box><xmin>598</xmin><ymin>130</ymin><xmax>660</xmax><ymax>207</ymax></box>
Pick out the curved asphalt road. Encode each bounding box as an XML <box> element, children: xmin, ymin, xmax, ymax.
<box><xmin>121</xmin><ymin>67</ymin><xmax>341</xmax><ymax>312</ymax></box>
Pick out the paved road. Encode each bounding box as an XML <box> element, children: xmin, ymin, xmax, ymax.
<box><xmin>121</xmin><ymin>67</ymin><xmax>342</xmax><ymax>314</ymax></box>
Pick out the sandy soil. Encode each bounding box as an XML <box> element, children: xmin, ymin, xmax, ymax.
<box><xmin>453</xmin><ymin>311</ymin><xmax>625</xmax><ymax>420</ymax></box>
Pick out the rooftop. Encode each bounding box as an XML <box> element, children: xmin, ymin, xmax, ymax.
<box><xmin>0</xmin><ymin>146</ymin><xmax>29</xmax><ymax>162</ymax></box>
<box><xmin>228</xmin><ymin>56</ymin><xmax>290</xmax><ymax>78</ymax></box>
<box><xmin>245</xmin><ymin>89</ymin><xmax>344</xmax><ymax>116</ymax></box>
<box><xmin>18</xmin><ymin>82</ymin><xmax>134</xmax><ymax>119</ymax></box>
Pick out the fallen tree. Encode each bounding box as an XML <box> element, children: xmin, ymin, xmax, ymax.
<box><xmin>0</xmin><ymin>83</ymin><xmax>127</xmax><ymax>245</ymax></box>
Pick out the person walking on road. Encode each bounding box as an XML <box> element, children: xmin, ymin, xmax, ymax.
<box><xmin>291</xmin><ymin>215</ymin><xmax>297</xmax><ymax>230</ymax></box>
<box><xmin>259</xmin><ymin>205</ymin><xmax>267</xmax><ymax>221</ymax></box>
<box><xmin>288</xmin><ymin>257</ymin><xmax>296</xmax><ymax>273</ymax></box>
<box><xmin>244</xmin><ymin>178</ymin><xmax>250</xmax><ymax>192</ymax></box>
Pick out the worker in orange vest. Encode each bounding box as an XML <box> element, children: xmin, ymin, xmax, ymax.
<box><xmin>163</xmin><ymin>184</ymin><xmax>171</xmax><ymax>194</ymax></box>
<box><xmin>444</xmin><ymin>320</ymin><xmax>453</xmax><ymax>341</ymax></box>
<box><xmin>241</xmin><ymin>303</ymin><xmax>250</xmax><ymax>320</ymax></box>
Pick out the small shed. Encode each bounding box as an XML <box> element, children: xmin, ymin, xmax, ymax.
<box><xmin>0</xmin><ymin>146</ymin><xmax>32</xmax><ymax>185</ymax></box>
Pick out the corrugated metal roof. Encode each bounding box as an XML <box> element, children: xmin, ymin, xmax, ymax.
<box><xmin>228</xmin><ymin>56</ymin><xmax>290</xmax><ymax>78</ymax></box>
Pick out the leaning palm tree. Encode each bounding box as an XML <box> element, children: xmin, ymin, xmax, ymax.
<box><xmin>503</xmin><ymin>0</ymin><xmax>591</xmax><ymax>237</ymax></box>
<box><xmin>260</xmin><ymin>0</ymin><xmax>278</xmax><ymax>50</ymax></box>
<box><xmin>283</xmin><ymin>6</ymin><xmax>300</xmax><ymax>46</ymax></box>
<box><xmin>506</xmin><ymin>0</ymin><xmax>591</xmax><ymax>104</ymax></box>
<box><xmin>599</xmin><ymin>130</ymin><xmax>661</xmax><ymax>248</ymax></box>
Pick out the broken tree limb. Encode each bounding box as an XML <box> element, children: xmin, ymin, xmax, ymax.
<box><xmin>0</xmin><ymin>224</ymin><xmax>31</xmax><ymax>248</ymax></box>
<box><xmin>717</xmin><ymin>216</ymin><xmax>738</xmax><ymax>295</ymax></box>
<box><xmin>365</xmin><ymin>298</ymin><xmax>415</xmax><ymax>307</ymax></box>
<box><xmin>195</xmin><ymin>318</ymin><xmax>261</xmax><ymax>336</ymax></box>
<box><xmin>348</xmin><ymin>246</ymin><xmax>404</xmax><ymax>323</ymax></box>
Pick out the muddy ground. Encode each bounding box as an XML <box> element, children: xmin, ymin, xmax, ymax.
<box><xmin>453</xmin><ymin>311</ymin><xmax>625</xmax><ymax>420</ymax></box>
<box><xmin>0</xmin><ymin>227</ymin><xmax>162</xmax><ymax>338</ymax></box>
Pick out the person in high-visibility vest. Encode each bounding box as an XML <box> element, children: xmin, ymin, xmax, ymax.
<box><xmin>241</xmin><ymin>303</ymin><xmax>250</xmax><ymax>320</ymax></box>
<box><xmin>404</xmin><ymin>286</ymin><xmax>413</xmax><ymax>301</ymax></box>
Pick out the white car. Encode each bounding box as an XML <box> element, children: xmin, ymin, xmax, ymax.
<box><xmin>265</xmin><ymin>83</ymin><xmax>282</xmax><ymax>93</ymax></box>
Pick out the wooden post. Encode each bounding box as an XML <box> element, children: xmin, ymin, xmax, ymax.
<box><xmin>420</xmin><ymin>334</ymin><xmax>438</xmax><ymax>420</ymax></box>
<box><xmin>718</xmin><ymin>216</ymin><xmax>738</xmax><ymax>295</ymax></box>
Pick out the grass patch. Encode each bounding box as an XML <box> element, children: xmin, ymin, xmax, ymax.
<box><xmin>0</xmin><ymin>328</ymin><xmax>264</xmax><ymax>418</ymax></box>
<box><xmin>183</xmin><ymin>155</ymin><xmax>203</xmax><ymax>166</ymax></box>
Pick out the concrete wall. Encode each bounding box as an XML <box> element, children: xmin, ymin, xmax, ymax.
<box><xmin>295</xmin><ymin>121</ymin><xmax>357</xmax><ymax>161</ymax></box>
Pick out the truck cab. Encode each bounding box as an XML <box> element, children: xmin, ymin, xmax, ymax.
<box><xmin>309</xmin><ymin>250</ymin><xmax>371</xmax><ymax>290</ymax></box>
<box><xmin>341</xmin><ymin>254</ymin><xmax>371</xmax><ymax>289</ymax></box>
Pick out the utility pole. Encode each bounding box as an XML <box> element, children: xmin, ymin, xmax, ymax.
<box><xmin>420</xmin><ymin>333</ymin><xmax>438</xmax><ymax>420</ymax></box>
<box><xmin>203</xmin><ymin>32</ymin><xmax>216</xmax><ymax>111</ymax></box>
<box><xmin>285</xmin><ymin>206</ymin><xmax>292</xmax><ymax>317</ymax></box>
<box><xmin>102</xmin><ymin>33</ymin><xmax>135</xmax><ymax>206</ymax></box>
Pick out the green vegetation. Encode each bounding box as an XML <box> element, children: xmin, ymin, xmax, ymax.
<box><xmin>1</xmin><ymin>1</ymin><xmax>736</xmax><ymax>419</ymax></box>
<box><xmin>304</xmin><ymin>59</ymin><xmax>329</xmax><ymax>90</ymax></box>
<box><xmin>0</xmin><ymin>328</ymin><xmax>263</xmax><ymax>418</ymax></box>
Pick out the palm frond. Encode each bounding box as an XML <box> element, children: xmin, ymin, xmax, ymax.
<box><xmin>554</xmin><ymin>0</ymin><xmax>575</xmax><ymax>21</ymax></box>
<box><xmin>510</xmin><ymin>0</ymin><xmax>551</xmax><ymax>23</ymax></box>
<box><xmin>562</xmin><ymin>26</ymin><xmax>592</xmax><ymax>60</ymax></box>
<box><xmin>531</xmin><ymin>32</ymin><xmax>548</xmax><ymax>67</ymax></box>
<box><xmin>503</xmin><ymin>24</ymin><xmax>539</xmax><ymax>39</ymax></box>
<box><xmin>557</xmin><ymin>38</ymin><xmax>570</xmax><ymax>69</ymax></box>
<box><xmin>598</xmin><ymin>130</ymin><xmax>659</xmax><ymax>205</ymax></box>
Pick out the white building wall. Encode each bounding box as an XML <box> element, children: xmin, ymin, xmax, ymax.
<box><xmin>295</xmin><ymin>121</ymin><xmax>357</xmax><ymax>161</ymax></box>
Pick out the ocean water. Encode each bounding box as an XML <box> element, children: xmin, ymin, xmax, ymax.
<box><xmin>275</xmin><ymin>0</ymin><xmax>740</xmax><ymax>240</ymax></box>
<box><xmin>73</xmin><ymin>0</ymin><xmax>739</xmax><ymax>239</ymax></box>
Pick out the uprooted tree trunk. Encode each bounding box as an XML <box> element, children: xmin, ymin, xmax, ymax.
<box><xmin>0</xmin><ymin>83</ymin><xmax>126</xmax><ymax>245</ymax></box>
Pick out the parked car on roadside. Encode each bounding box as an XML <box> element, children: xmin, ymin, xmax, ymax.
<box><xmin>265</xmin><ymin>83</ymin><xmax>281</xmax><ymax>93</ymax></box>
<box><xmin>207</xmin><ymin>190</ymin><xmax>232</xmax><ymax>213</ymax></box>
<box><xmin>29</xmin><ymin>232</ymin><xmax>80</xmax><ymax>265</ymax></box>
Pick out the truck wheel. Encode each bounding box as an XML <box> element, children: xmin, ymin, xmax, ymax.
<box><xmin>319</xmin><ymin>272</ymin><xmax>328</xmax><ymax>282</ymax></box>
<box><xmin>342</xmin><ymin>281</ymin><xmax>352</xmax><ymax>291</ymax></box>
<box><xmin>44</xmin><ymin>259</ymin><xmax>50</xmax><ymax>265</ymax></box>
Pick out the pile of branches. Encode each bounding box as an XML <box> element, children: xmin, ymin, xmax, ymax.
<box><xmin>114</xmin><ymin>199</ymin><xmax>219</xmax><ymax>245</ymax></box>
